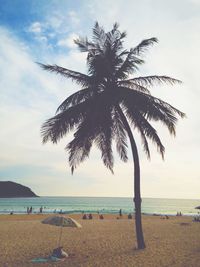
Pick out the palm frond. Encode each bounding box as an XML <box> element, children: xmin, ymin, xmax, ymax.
<box><xmin>92</xmin><ymin>22</ymin><xmax>106</xmax><ymax>44</ymax></box>
<box><xmin>74</xmin><ymin>37</ymin><xmax>96</xmax><ymax>53</ymax></box>
<box><xmin>56</xmin><ymin>88</ymin><xmax>94</xmax><ymax>113</ymax></box>
<box><xmin>113</xmin><ymin>108</ymin><xmax>128</xmax><ymax>162</ymax></box>
<box><xmin>118</xmin><ymin>87</ymin><xmax>185</xmax><ymax>136</ymax></box>
<box><xmin>38</xmin><ymin>63</ymin><xmax>91</xmax><ymax>87</ymax></box>
<box><xmin>118</xmin><ymin>81</ymin><xmax>151</xmax><ymax>94</ymax></box>
<box><xmin>95</xmin><ymin>130</ymin><xmax>114</xmax><ymax>173</ymax></box>
<box><xmin>125</xmin><ymin>75</ymin><xmax>182</xmax><ymax>87</ymax></box>
<box><xmin>132</xmin><ymin>37</ymin><xmax>158</xmax><ymax>56</ymax></box>
<box><xmin>124</xmin><ymin>106</ymin><xmax>165</xmax><ymax>158</ymax></box>
<box><xmin>138</xmin><ymin>128</ymin><xmax>150</xmax><ymax>159</ymax></box>
<box><xmin>74</xmin><ymin>37</ymin><xmax>88</xmax><ymax>52</ymax></box>
<box><xmin>116</xmin><ymin>50</ymin><xmax>144</xmax><ymax>79</ymax></box>
<box><xmin>112</xmin><ymin>22</ymin><xmax>119</xmax><ymax>32</ymax></box>
<box><xmin>124</xmin><ymin>108</ymin><xmax>150</xmax><ymax>158</ymax></box>
<box><xmin>66</xmin><ymin>122</ymin><xmax>93</xmax><ymax>174</ymax></box>
<box><xmin>65</xmin><ymin>93</ymin><xmax>114</xmax><ymax>173</ymax></box>
<box><xmin>148</xmin><ymin>98</ymin><xmax>185</xmax><ymax>135</ymax></box>
<box><xmin>154</xmin><ymin>97</ymin><xmax>185</xmax><ymax>118</ymax></box>
<box><xmin>41</xmin><ymin>100</ymin><xmax>91</xmax><ymax>144</ymax></box>
<box><xmin>111</xmin><ymin>22</ymin><xmax>127</xmax><ymax>43</ymax></box>
<box><xmin>94</xmin><ymin>99</ymin><xmax>114</xmax><ymax>172</ymax></box>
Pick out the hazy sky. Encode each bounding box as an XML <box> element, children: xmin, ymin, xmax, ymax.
<box><xmin>0</xmin><ymin>0</ymin><xmax>199</xmax><ymax>198</ymax></box>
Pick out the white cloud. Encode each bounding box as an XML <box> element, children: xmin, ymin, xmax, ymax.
<box><xmin>68</xmin><ymin>11</ymin><xmax>80</xmax><ymax>26</ymax></box>
<box><xmin>57</xmin><ymin>33</ymin><xmax>78</xmax><ymax>48</ymax></box>
<box><xmin>189</xmin><ymin>0</ymin><xmax>200</xmax><ymax>4</ymax></box>
<box><xmin>28</xmin><ymin>22</ymin><xmax>42</xmax><ymax>33</ymax></box>
<box><xmin>27</xmin><ymin>21</ymin><xmax>49</xmax><ymax>45</ymax></box>
<box><xmin>0</xmin><ymin>27</ymin><xmax>78</xmax><ymax>180</ymax></box>
<box><xmin>48</xmin><ymin>14</ymin><xmax>64</xmax><ymax>30</ymax></box>
<box><xmin>35</xmin><ymin>36</ymin><xmax>48</xmax><ymax>43</ymax></box>
<box><xmin>26</xmin><ymin>11</ymin><xmax>80</xmax><ymax>47</ymax></box>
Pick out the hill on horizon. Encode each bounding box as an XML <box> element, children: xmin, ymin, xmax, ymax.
<box><xmin>0</xmin><ymin>181</ymin><xmax>38</xmax><ymax>198</ymax></box>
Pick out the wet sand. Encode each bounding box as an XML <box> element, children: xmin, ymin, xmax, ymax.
<box><xmin>0</xmin><ymin>214</ymin><xmax>200</xmax><ymax>267</ymax></box>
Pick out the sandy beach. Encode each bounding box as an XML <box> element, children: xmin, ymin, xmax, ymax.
<box><xmin>0</xmin><ymin>214</ymin><xmax>200</xmax><ymax>267</ymax></box>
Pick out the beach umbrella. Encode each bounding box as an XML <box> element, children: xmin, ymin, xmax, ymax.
<box><xmin>195</xmin><ymin>206</ymin><xmax>200</xmax><ymax>209</ymax></box>
<box><xmin>42</xmin><ymin>216</ymin><xmax>82</xmax><ymax>246</ymax></box>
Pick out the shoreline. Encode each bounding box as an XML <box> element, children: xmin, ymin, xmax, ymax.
<box><xmin>0</xmin><ymin>213</ymin><xmax>195</xmax><ymax>221</ymax></box>
<box><xmin>1</xmin><ymin>196</ymin><xmax>199</xmax><ymax>216</ymax></box>
<box><xmin>0</xmin><ymin>211</ymin><xmax>197</xmax><ymax>216</ymax></box>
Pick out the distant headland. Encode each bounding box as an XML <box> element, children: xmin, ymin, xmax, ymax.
<box><xmin>0</xmin><ymin>181</ymin><xmax>38</xmax><ymax>198</ymax></box>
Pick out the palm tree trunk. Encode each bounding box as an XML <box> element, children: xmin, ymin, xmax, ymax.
<box><xmin>117</xmin><ymin>106</ymin><xmax>145</xmax><ymax>249</ymax></box>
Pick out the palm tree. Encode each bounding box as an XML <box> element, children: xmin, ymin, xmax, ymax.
<box><xmin>39</xmin><ymin>22</ymin><xmax>185</xmax><ymax>249</ymax></box>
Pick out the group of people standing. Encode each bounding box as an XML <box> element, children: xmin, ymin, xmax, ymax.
<box><xmin>26</xmin><ymin>206</ymin><xmax>43</xmax><ymax>214</ymax></box>
<box><xmin>27</xmin><ymin>206</ymin><xmax>33</xmax><ymax>214</ymax></box>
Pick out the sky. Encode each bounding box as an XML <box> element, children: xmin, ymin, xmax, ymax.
<box><xmin>0</xmin><ymin>0</ymin><xmax>200</xmax><ymax>198</ymax></box>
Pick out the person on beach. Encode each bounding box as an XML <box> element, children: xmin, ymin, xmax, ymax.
<box><xmin>82</xmin><ymin>214</ymin><xmax>87</xmax><ymax>219</ymax></box>
<box><xmin>89</xmin><ymin>213</ymin><xmax>93</xmax><ymax>219</ymax></box>
<box><xmin>128</xmin><ymin>213</ymin><xmax>132</xmax><ymax>219</ymax></box>
<box><xmin>99</xmin><ymin>214</ymin><xmax>104</xmax><ymax>220</ymax></box>
<box><xmin>27</xmin><ymin>207</ymin><xmax>29</xmax><ymax>214</ymax></box>
<box><xmin>39</xmin><ymin>206</ymin><xmax>43</xmax><ymax>213</ymax></box>
<box><xmin>119</xmin><ymin>209</ymin><xmax>122</xmax><ymax>217</ymax></box>
<box><xmin>52</xmin><ymin>246</ymin><xmax>68</xmax><ymax>258</ymax></box>
<box><xmin>30</xmin><ymin>206</ymin><xmax>33</xmax><ymax>213</ymax></box>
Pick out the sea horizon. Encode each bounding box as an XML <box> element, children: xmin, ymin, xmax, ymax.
<box><xmin>38</xmin><ymin>195</ymin><xmax>200</xmax><ymax>200</ymax></box>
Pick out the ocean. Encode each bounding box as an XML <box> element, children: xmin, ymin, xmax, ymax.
<box><xmin>0</xmin><ymin>197</ymin><xmax>199</xmax><ymax>216</ymax></box>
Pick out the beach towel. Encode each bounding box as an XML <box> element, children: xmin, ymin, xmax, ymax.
<box><xmin>31</xmin><ymin>256</ymin><xmax>65</xmax><ymax>263</ymax></box>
